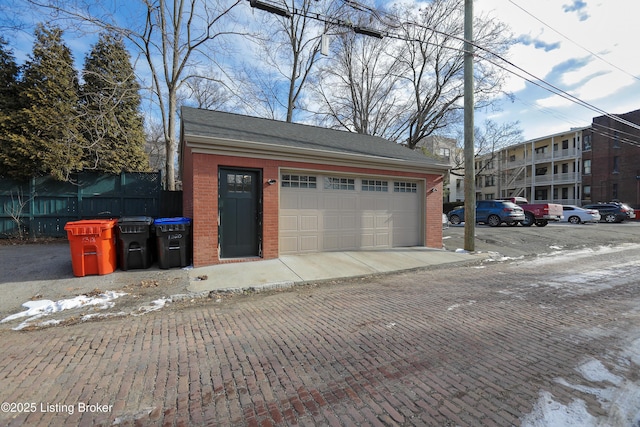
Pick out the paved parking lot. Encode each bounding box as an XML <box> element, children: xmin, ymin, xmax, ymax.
<box><xmin>1</xmin><ymin>229</ymin><xmax>639</xmax><ymax>426</ymax></box>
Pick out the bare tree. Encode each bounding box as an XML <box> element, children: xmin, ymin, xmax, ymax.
<box><xmin>235</xmin><ymin>66</ymin><xmax>285</xmax><ymax>120</ymax></box>
<box><xmin>6</xmin><ymin>188</ymin><xmax>33</xmax><ymax>240</ymax></box>
<box><xmin>449</xmin><ymin>119</ymin><xmax>523</xmax><ymax>178</ymax></box>
<box><xmin>392</xmin><ymin>0</ymin><xmax>511</xmax><ymax>148</ymax></box>
<box><xmin>145</xmin><ymin>118</ymin><xmax>167</xmax><ymax>173</ymax></box>
<box><xmin>311</xmin><ymin>0</ymin><xmax>512</xmax><ymax>146</ymax></box>
<box><xmin>137</xmin><ymin>0</ymin><xmax>242</xmax><ymax>189</ymax></box>
<box><xmin>184</xmin><ymin>74</ymin><xmax>232</xmax><ymax>110</ymax></box>
<box><xmin>312</xmin><ymin>29</ymin><xmax>405</xmax><ymax>136</ymax></box>
<box><xmin>246</xmin><ymin>0</ymin><xmax>344</xmax><ymax>123</ymax></box>
<box><xmin>25</xmin><ymin>0</ymin><xmax>243</xmax><ymax>190</ymax></box>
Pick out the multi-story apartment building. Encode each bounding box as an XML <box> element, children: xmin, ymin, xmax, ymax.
<box><xmin>496</xmin><ymin>128</ymin><xmax>586</xmax><ymax>204</ymax></box>
<box><xmin>475</xmin><ymin>108</ymin><xmax>640</xmax><ymax>208</ymax></box>
<box><xmin>475</xmin><ymin>128</ymin><xmax>586</xmax><ymax>204</ymax></box>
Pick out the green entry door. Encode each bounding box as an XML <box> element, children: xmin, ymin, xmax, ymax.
<box><xmin>219</xmin><ymin>168</ymin><xmax>261</xmax><ymax>258</ymax></box>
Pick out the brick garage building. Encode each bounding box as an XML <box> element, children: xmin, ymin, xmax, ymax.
<box><xmin>180</xmin><ymin>107</ymin><xmax>449</xmax><ymax>267</ymax></box>
<box><xmin>582</xmin><ymin>109</ymin><xmax>640</xmax><ymax>207</ymax></box>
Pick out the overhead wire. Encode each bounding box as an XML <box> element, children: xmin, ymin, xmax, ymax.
<box><xmin>332</xmin><ymin>0</ymin><xmax>640</xmax><ymax>133</ymax></box>
<box><xmin>257</xmin><ymin>0</ymin><xmax>640</xmax><ymax>140</ymax></box>
<box><xmin>590</xmin><ymin>122</ymin><xmax>640</xmax><ymax>147</ymax></box>
<box><xmin>472</xmin><ymin>48</ymin><xmax>640</xmax><ymax>132</ymax></box>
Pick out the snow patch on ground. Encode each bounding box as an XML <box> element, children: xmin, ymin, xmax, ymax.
<box><xmin>133</xmin><ymin>298</ymin><xmax>170</xmax><ymax>316</ymax></box>
<box><xmin>577</xmin><ymin>359</ymin><xmax>623</xmax><ymax>385</ymax></box>
<box><xmin>1</xmin><ymin>291</ymin><xmax>128</xmax><ymax>330</ymax></box>
<box><xmin>521</xmin><ymin>391</ymin><xmax>597</xmax><ymax>427</ymax></box>
<box><xmin>521</xmin><ymin>341</ymin><xmax>640</xmax><ymax>427</ymax></box>
<box><xmin>446</xmin><ymin>300</ymin><xmax>476</xmax><ymax>311</ymax></box>
<box><xmin>526</xmin><ymin>259</ymin><xmax>640</xmax><ymax>297</ymax></box>
<box><xmin>1</xmin><ymin>292</ymin><xmax>181</xmax><ymax>330</ymax></box>
<box><xmin>525</xmin><ymin>243</ymin><xmax>640</xmax><ymax>266</ymax></box>
<box><xmin>479</xmin><ymin>251</ymin><xmax>525</xmax><ymax>262</ymax></box>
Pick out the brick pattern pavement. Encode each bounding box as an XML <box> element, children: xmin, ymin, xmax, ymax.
<box><xmin>0</xmin><ymin>262</ymin><xmax>636</xmax><ymax>426</ymax></box>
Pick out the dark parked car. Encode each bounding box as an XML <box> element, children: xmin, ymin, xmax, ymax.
<box><xmin>582</xmin><ymin>202</ymin><xmax>635</xmax><ymax>223</ymax></box>
<box><xmin>447</xmin><ymin>200</ymin><xmax>525</xmax><ymax>227</ymax></box>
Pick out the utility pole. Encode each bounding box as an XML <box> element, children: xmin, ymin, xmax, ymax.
<box><xmin>463</xmin><ymin>0</ymin><xmax>475</xmax><ymax>251</ymax></box>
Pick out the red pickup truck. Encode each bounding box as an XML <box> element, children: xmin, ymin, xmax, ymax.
<box><xmin>500</xmin><ymin>197</ymin><xmax>563</xmax><ymax>227</ymax></box>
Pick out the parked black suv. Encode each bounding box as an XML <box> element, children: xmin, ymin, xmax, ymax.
<box><xmin>582</xmin><ymin>202</ymin><xmax>635</xmax><ymax>223</ymax></box>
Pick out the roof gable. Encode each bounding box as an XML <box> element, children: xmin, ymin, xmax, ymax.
<box><xmin>181</xmin><ymin>107</ymin><xmax>449</xmax><ymax>172</ymax></box>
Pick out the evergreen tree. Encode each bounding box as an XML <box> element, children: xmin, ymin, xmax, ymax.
<box><xmin>81</xmin><ymin>32</ymin><xmax>149</xmax><ymax>173</ymax></box>
<box><xmin>4</xmin><ymin>24</ymin><xmax>84</xmax><ymax>180</ymax></box>
<box><xmin>0</xmin><ymin>36</ymin><xmax>19</xmax><ymax>112</ymax></box>
<box><xmin>0</xmin><ymin>37</ymin><xmax>20</xmax><ymax>177</ymax></box>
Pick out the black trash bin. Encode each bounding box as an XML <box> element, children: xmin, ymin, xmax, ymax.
<box><xmin>154</xmin><ymin>217</ymin><xmax>191</xmax><ymax>269</ymax></box>
<box><xmin>117</xmin><ymin>216</ymin><xmax>154</xmax><ymax>270</ymax></box>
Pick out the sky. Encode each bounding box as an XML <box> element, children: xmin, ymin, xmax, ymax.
<box><xmin>472</xmin><ymin>0</ymin><xmax>640</xmax><ymax>139</ymax></box>
<box><xmin>1</xmin><ymin>0</ymin><xmax>639</xmax><ymax>142</ymax></box>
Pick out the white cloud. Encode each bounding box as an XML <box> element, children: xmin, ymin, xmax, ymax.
<box><xmin>575</xmin><ymin>72</ymin><xmax>635</xmax><ymax>103</ymax></box>
<box><xmin>536</xmin><ymin>94</ymin><xmax>573</xmax><ymax>109</ymax></box>
<box><xmin>474</xmin><ymin>0</ymin><xmax>640</xmax><ymax>139</ymax></box>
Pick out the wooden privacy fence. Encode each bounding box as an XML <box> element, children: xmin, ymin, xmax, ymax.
<box><xmin>0</xmin><ymin>172</ymin><xmax>182</xmax><ymax>238</ymax></box>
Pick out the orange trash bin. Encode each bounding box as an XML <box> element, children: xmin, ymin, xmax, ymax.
<box><xmin>64</xmin><ymin>219</ymin><xmax>118</xmax><ymax>277</ymax></box>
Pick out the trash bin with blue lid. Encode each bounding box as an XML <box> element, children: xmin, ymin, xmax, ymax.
<box><xmin>117</xmin><ymin>216</ymin><xmax>154</xmax><ymax>270</ymax></box>
<box><xmin>154</xmin><ymin>217</ymin><xmax>191</xmax><ymax>269</ymax></box>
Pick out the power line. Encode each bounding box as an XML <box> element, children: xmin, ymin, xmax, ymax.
<box><xmin>334</xmin><ymin>0</ymin><xmax>640</xmax><ymax>133</ymax></box>
<box><xmin>591</xmin><ymin>122</ymin><xmax>640</xmax><ymax>148</ymax></box>
<box><xmin>473</xmin><ymin>50</ymin><xmax>640</xmax><ymax>131</ymax></box>
<box><xmin>252</xmin><ymin>0</ymin><xmax>640</xmax><ymax>139</ymax></box>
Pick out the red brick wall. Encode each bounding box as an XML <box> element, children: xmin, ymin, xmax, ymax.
<box><xmin>191</xmin><ymin>154</ymin><xmax>217</xmax><ymax>267</ymax></box>
<box><xmin>183</xmin><ymin>151</ymin><xmax>444</xmax><ymax>266</ymax></box>
<box><xmin>589</xmin><ymin>110</ymin><xmax>640</xmax><ymax>207</ymax></box>
<box><xmin>425</xmin><ymin>175</ymin><xmax>444</xmax><ymax>248</ymax></box>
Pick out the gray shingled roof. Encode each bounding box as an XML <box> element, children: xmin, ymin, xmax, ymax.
<box><xmin>181</xmin><ymin>107</ymin><xmax>449</xmax><ymax>168</ymax></box>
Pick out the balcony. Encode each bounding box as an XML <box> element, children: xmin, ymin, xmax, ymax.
<box><xmin>533</xmin><ymin>172</ymin><xmax>580</xmax><ymax>184</ymax></box>
<box><xmin>504</xmin><ymin>173</ymin><xmax>580</xmax><ymax>190</ymax></box>
<box><xmin>553</xmin><ymin>148</ymin><xmax>580</xmax><ymax>160</ymax></box>
<box><xmin>533</xmin><ymin>148</ymin><xmax>579</xmax><ymax>163</ymax></box>
<box><xmin>505</xmin><ymin>158</ymin><xmax>526</xmax><ymax>169</ymax></box>
<box><xmin>504</xmin><ymin>148</ymin><xmax>580</xmax><ymax>168</ymax></box>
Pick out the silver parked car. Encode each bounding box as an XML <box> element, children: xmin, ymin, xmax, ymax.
<box><xmin>560</xmin><ymin>205</ymin><xmax>601</xmax><ymax>224</ymax></box>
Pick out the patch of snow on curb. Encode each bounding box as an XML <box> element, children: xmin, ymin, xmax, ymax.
<box><xmin>1</xmin><ymin>291</ymin><xmax>128</xmax><ymax>324</ymax></box>
<box><xmin>133</xmin><ymin>298</ymin><xmax>170</xmax><ymax>316</ymax></box>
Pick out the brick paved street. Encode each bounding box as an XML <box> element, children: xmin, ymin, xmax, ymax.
<box><xmin>1</xmin><ymin>247</ymin><xmax>639</xmax><ymax>426</ymax></box>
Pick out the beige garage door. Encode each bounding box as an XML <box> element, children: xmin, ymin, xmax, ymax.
<box><xmin>279</xmin><ymin>172</ymin><xmax>423</xmax><ymax>255</ymax></box>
